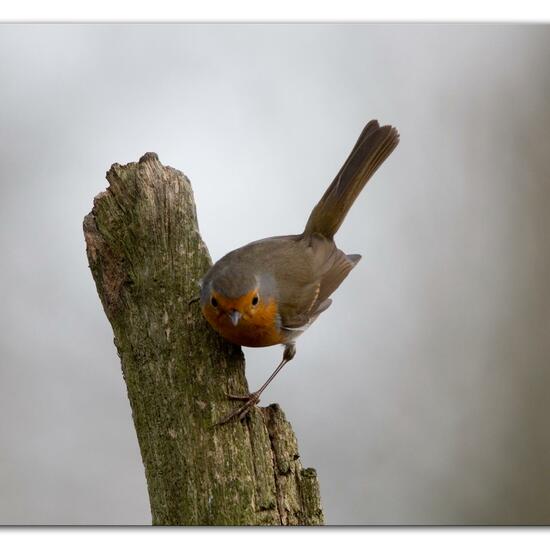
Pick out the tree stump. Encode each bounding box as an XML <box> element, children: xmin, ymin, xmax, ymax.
<box><xmin>83</xmin><ymin>152</ymin><xmax>324</xmax><ymax>525</ymax></box>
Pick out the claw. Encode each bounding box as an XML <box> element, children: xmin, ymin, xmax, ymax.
<box><xmin>214</xmin><ymin>392</ymin><xmax>260</xmax><ymax>426</ymax></box>
<box><xmin>225</xmin><ymin>391</ymin><xmax>259</xmax><ymax>402</ymax></box>
<box><xmin>213</xmin><ymin>344</ymin><xmax>296</xmax><ymax>427</ymax></box>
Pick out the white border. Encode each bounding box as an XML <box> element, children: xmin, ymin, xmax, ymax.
<box><xmin>2</xmin><ymin>528</ymin><xmax>550</xmax><ymax>550</ymax></box>
<box><xmin>0</xmin><ymin>0</ymin><xmax>550</xmax><ymax>22</ymax></box>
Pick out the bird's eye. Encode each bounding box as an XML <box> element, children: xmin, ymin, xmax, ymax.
<box><xmin>251</xmin><ymin>295</ymin><xmax>259</xmax><ymax>306</ymax></box>
<box><xmin>210</xmin><ymin>296</ymin><xmax>218</xmax><ymax>308</ymax></box>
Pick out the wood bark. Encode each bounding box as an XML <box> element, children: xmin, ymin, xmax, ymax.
<box><xmin>83</xmin><ymin>152</ymin><xmax>324</xmax><ymax>525</ymax></box>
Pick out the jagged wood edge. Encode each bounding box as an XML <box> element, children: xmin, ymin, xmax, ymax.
<box><xmin>83</xmin><ymin>152</ymin><xmax>323</xmax><ymax>525</ymax></box>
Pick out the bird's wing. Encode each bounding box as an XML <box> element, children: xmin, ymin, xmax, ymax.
<box><xmin>265</xmin><ymin>234</ymin><xmax>360</xmax><ymax>329</ymax></box>
<box><xmin>219</xmin><ymin>233</ymin><xmax>360</xmax><ymax>330</ymax></box>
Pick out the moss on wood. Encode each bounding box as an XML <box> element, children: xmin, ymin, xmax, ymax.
<box><xmin>83</xmin><ymin>153</ymin><xmax>324</xmax><ymax>525</ymax></box>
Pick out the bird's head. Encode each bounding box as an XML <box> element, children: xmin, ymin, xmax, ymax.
<box><xmin>204</xmin><ymin>287</ymin><xmax>260</xmax><ymax>326</ymax></box>
<box><xmin>199</xmin><ymin>266</ymin><xmax>274</xmax><ymax>328</ymax></box>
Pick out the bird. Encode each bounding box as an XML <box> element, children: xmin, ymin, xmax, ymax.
<box><xmin>199</xmin><ymin>120</ymin><xmax>399</xmax><ymax>425</ymax></box>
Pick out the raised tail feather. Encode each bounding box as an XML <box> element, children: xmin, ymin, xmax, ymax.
<box><xmin>304</xmin><ymin>120</ymin><xmax>399</xmax><ymax>239</ymax></box>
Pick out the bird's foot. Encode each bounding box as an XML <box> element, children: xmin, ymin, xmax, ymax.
<box><xmin>226</xmin><ymin>391</ymin><xmax>260</xmax><ymax>402</ymax></box>
<box><xmin>214</xmin><ymin>391</ymin><xmax>260</xmax><ymax>426</ymax></box>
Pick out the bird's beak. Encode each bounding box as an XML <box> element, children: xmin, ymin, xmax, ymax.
<box><xmin>228</xmin><ymin>310</ymin><xmax>241</xmax><ymax>326</ymax></box>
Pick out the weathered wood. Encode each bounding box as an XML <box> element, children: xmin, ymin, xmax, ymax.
<box><xmin>83</xmin><ymin>153</ymin><xmax>323</xmax><ymax>525</ymax></box>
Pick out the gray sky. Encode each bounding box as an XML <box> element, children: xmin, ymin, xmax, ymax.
<box><xmin>1</xmin><ymin>23</ymin><xmax>550</xmax><ymax>525</ymax></box>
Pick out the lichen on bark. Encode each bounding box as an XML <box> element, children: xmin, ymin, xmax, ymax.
<box><xmin>83</xmin><ymin>152</ymin><xmax>324</xmax><ymax>525</ymax></box>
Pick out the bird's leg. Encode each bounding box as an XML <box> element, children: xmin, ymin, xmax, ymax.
<box><xmin>214</xmin><ymin>343</ymin><xmax>296</xmax><ymax>426</ymax></box>
<box><xmin>226</xmin><ymin>343</ymin><xmax>295</xmax><ymax>401</ymax></box>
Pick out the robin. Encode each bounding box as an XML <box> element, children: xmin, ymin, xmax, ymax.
<box><xmin>200</xmin><ymin>120</ymin><xmax>399</xmax><ymax>424</ymax></box>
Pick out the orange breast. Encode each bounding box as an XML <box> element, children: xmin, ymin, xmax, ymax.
<box><xmin>202</xmin><ymin>296</ymin><xmax>283</xmax><ymax>348</ymax></box>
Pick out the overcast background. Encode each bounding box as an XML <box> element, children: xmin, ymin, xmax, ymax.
<box><xmin>1</xmin><ymin>24</ymin><xmax>549</xmax><ymax>525</ymax></box>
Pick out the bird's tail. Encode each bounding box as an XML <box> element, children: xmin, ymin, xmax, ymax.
<box><xmin>303</xmin><ymin>120</ymin><xmax>399</xmax><ymax>239</ymax></box>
